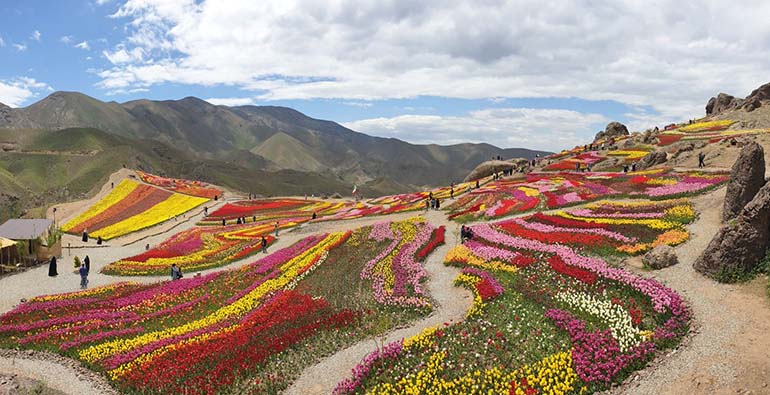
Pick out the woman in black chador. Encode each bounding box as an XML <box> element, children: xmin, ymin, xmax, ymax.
<box><xmin>48</xmin><ymin>256</ymin><xmax>58</xmax><ymax>277</ymax></box>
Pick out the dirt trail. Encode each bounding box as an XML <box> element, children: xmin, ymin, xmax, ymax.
<box><xmin>284</xmin><ymin>210</ymin><xmax>473</xmax><ymax>395</ymax></box>
<box><xmin>618</xmin><ymin>187</ymin><xmax>770</xmax><ymax>395</ymax></box>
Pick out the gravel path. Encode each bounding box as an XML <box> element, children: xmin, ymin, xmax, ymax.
<box><xmin>0</xmin><ymin>350</ymin><xmax>117</xmax><ymax>395</ymax></box>
<box><xmin>284</xmin><ymin>210</ymin><xmax>473</xmax><ymax>395</ymax></box>
<box><xmin>615</xmin><ymin>187</ymin><xmax>770</xmax><ymax>395</ymax></box>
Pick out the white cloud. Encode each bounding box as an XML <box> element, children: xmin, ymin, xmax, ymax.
<box><xmin>341</xmin><ymin>101</ymin><xmax>373</xmax><ymax>108</ymax></box>
<box><xmin>205</xmin><ymin>97</ymin><xmax>255</xmax><ymax>106</ymax></box>
<box><xmin>75</xmin><ymin>41</ymin><xmax>90</xmax><ymax>50</ymax></box>
<box><xmin>103</xmin><ymin>45</ymin><xmax>144</xmax><ymax>64</ymax></box>
<box><xmin>31</xmin><ymin>30</ymin><xmax>41</xmax><ymax>41</ymax></box>
<box><xmin>60</xmin><ymin>35</ymin><xmax>74</xmax><ymax>44</ymax></box>
<box><xmin>0</xmin><ymin>36</ymin><xmax>5</xmax><ymax>47</ymax></box>
<box><xmin>97</xmin><ymin>0</ymin><xmax>770</xmax><ymax>132</ymax></box>
<box><xmin>95</xmin><ymin>0</ymin><xmax>113</xmax><ymax>5</ymax></box>
<box><xmin>0</xmin><ymin>77</ymin><xmax>52</xmax><ymax>107</ymax></box>
<box><xmin>344</xmin><ymin>108</ymin><xmax>608</xmax><ymax>151</ymax></box>
<box><xmin>13</xmin><ymin>43</ymin><xmax>27</xmax><ymax>51</ymax></box>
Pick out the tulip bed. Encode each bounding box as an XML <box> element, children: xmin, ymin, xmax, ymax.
<box><xmin>137</xmin><ymin>171</ymin><xmax>222</xmax><ymax>199</ymax></box>
<box><xmin>62</xmin><ymin>179</ymin><xmax>209</xmax><ymax>240</ymax></box>
<box><xmin>446</xmin><ymin>170</ymin><xmax>727</xmax><ymax>221</ymax></box>
<box><xmin>336</xmin><ymin>200</ymin><xmax>691</xmax><ymax>394</ymax></box>
<box><xmin>0</xmin><ymin>218</ymin><xmax>446</xmax><ymax>395</ymax></box>
<box><xmin>544</xmin><ymin>151</ymin><xmax>605</xmax><ymax>171</ymax></box>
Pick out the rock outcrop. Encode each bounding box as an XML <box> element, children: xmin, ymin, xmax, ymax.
<box><xmin>706</xmin><ymin>93</ymin><xmax>742</xmax><ymax>116</ymax></box>
<box><xmin>695</xmin><ymin>180</ymin><xmax>770</xmax><ymax>279</ymax></box>
<box><xmin>464</xmin><ymin>159</ymin><xmax>528</xmax><ymax>182</ymax></box>
<box><xmin>722</xmin><ymin>142</ymin><xmax>765</xmax><ymax>222</ymax></box>
<box><xmin>642</xmin><ymin>245</ymin><xmax>678</xmax><ymax>269</ymax></box>
<box><xmin>637</xmin><ymin>150</ymin><xmax>667</xmax><ymax>170</ymax></box>
<box><xmin>705</xmin><ymin>82</ymin><xmax>770</xmax><ymax>116</ymax></box>
<box><xmin>594</xmin><ymin>122</ymin><xmax>630</xmax><ymax>142</ymax></box>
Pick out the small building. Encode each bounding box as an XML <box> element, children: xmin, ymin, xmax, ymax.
<box><xmin>0</xmin><ymin>219</ymin><xmax>60</xmax><ymax>263</ymax></box>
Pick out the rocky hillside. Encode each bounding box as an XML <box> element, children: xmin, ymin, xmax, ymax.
<box><xmin>706</xmin><ymin>82</ymin><xmax>770</xmax><ymax>128</ymax></box>
<box><xmin>0</xmin><ymin>92</ymin><xmax>548</xmax><ymax>188</ymax></box>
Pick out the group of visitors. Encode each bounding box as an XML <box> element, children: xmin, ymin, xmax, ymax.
<box><xmin>622</xmin><ymin>163</ymin><xmax>638</xmax><ymax>173</ymax></box>
<box><xmin>48</xmin><ymin>254</ymin><xmax>91</xmax><ymax>289</ymax></box>
<box><xmin>80</xmin><ymin>230</ymin><xmax>103</xmax><ymax>245</ymax></box>
<box><xmin>425</xmin><ymin>192</ymin><xmax>441</xmax><ymax>210</ymax></box>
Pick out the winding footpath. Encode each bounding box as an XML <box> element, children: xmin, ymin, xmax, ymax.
<box><xmin>284</xmin><ymin>210</ymin><xmax>473</xmax><ymax>395</ymax></box>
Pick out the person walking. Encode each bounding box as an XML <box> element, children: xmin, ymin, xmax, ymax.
<box><xmin>450</xmin><ymin>187</ymin><xmax>454</xmax><ymax>199</ymax></box>
<box><xmin>82</xmin><ymin>230</ymin><xmax>88</xmax><ymax>243</ymax></box>
<box><xmin>274</xmin><ymin>221</ymin><xmax>279</xmax><ymax>237</ymax></box>
<box><xmin>48</xmin><ymin>256</ymin><xmax>58</xmax><ymax>277</ymax></box>
<box><xmin>425</xmin><ymin>198</ymin><xmax>430</xmax><ymax>211</ymax></box>
<box><xmin>261</xmin><ymin>236</ymin><xmax>268</xmax><ymax>254</ymax></box>
<box><xmin>84</xmin><ymin>255</ymin><xmax>90</xmax><ymax>274</ymax></box>
<box><xmin>79</xmin><ymin>263</ymin><xmax>89</xmax><ymax>289</ymax></box>
<box><xmin>698</xmin><ymin>152</ymin><xmax>706</xmax><ymax>168</ymax></box>
<box><xmin>170</xmin><ymin>263</ymin><xmax>182</xmax><ymax>280</ymax></box>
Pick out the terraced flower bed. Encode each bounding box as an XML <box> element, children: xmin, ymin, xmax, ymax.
<box><xmin>61</xmin><ymin>179</ymin><xmax>209</xmax><ymax>240</ymax></box>
<box><xmin>335</xmin><ymin>201</ymin><xmax>691</xmax><ymax>394</ymax></box>
<box><xmin>137</xmin><ymin>171</ymin><xmax>222</xmax><ymax>199</ymax></box>
<box><xmin>544</xmin><ymin>151</ymin><xmax>605</xmax><ymax>171</ymax></box>
<box><xmin>0</xmin><ymin>218</ymin><xmax>444</xmax><ymax>395</ymax></box>
<box><xmin>446</xmin><ymin>170</ymin><xmax>727</xmax><ymax>221</ymax></box>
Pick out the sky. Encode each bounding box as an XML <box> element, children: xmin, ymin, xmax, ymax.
<box><xmin>2</xmin><ymin>0</ymin><xmax>770</xmax><ymax>152</ymax></box>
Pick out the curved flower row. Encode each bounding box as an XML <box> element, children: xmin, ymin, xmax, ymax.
<box><xmin>62</xmin><ymin>179</ymin><xmax>209</xmax><ymax>240</ymax></box>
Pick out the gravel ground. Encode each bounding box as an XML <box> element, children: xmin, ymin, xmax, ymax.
<box><xmin>0</xmin><ymin>350</ymin><xmax>117</xmax><ymax>395</ymax></box>
<box><xmin>613</xmin><ymin>187</ymin><xmax>770</xmax><ymax>395</ymax></box>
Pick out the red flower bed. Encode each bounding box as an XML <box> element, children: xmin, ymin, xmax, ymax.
<box><xmin>530</xmin><ymin>212</ymin><xmax>611</xmax><ymax>229</ymax></box>
<box><xmin>496</xmin><ymin>219</ymin><xmax>614</xmax><ymax>248</ymax></box>
<box><xmin>117</xmin><ymin>290</ymin><xmax>358</xmax><ymax>395</ymax></box>
<box><xmin>416</xmin><ymin>226</ymin><xmax>445</xmax><ymax>260</ymax></box>
<box><xmin>547</xmin><ymin>255</ymin><xmax>597</xmax><ymax>285</ymax></box>
<box><xmin>656</xmin><ymin>134</ymin><xmax>683</xmax><ymax>146</ymax></box>
<box><xmin>209</xmin><ymin>200</ymin><xmax>306</xmax><ymax>219</ymax></box>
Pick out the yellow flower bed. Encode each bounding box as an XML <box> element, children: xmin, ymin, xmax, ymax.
<box><xmin>607</xmin><ymin>150</ymin><xmax>649</xmax><ymax>160</ymax></box>
<box><xmin>91</xmin><ymin>194</ymin><xmax>208</xmax><ymax>240</ymax></box>
<box><xmin>368</xmin><ymin>350</ymin><xmax>577</xmax><ymax>395</ymax></box>
<box><xmin>555</xmin><ymin>211</ymin><xmax>678</xmax><ymax>230</ymax></box>
<box><xmin>61</xmin><ymin>180</ymin><xmax>138</xmax><ymax>232</ymax></box>
<box><xmin>444</xmin><ymin>245</ymin><xmax>519</xmax><ymax>272</ymax></box>
<box><xmin>678</xmin><ymin>119</ymin><xmax>734</xmax><ymax>132</ymax></box>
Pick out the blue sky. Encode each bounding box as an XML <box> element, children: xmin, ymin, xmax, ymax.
<box><xmin>2</xmin><ymin>0</ymin><xmax>770</xmax><ymax>151</ymax></box>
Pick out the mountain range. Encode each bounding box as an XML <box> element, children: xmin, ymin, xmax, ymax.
<box><xmin>0</xmin><ymin>92</ymin><xmax>548</xmax><ymax>220</ymax></box>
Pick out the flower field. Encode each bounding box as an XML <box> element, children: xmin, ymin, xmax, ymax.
<box><xmin>544</xmin><ymin>151</ymin><xmax>605</xmax><ymax>171</ymax></box>
<box><xmin>654</xmin><ymin>119</ymin><xmax>770</xmax><ymax>146</ymax></box>
<box><xmin>335</xmin><ymin>200</ymin><xmax>692</xmax><ymax>394</ymax></box>
<box><xmin>0</xmin><ymin>218</ymin><xmax>445</xmax><ymax>394</ymax></box>
<box><xmin>446</xmin><ymin>170</ymin><xmax>726</xmax><ymax>221</ymax></box>
<box><xmin>137</xmin><ymin>171</ymin><xmax>221</xmax><ymax>199</ymax></box>
<box><xmin>61</xmin><ymin>179</ymin><xmax>209</xmax><ymax>240</ymax></box>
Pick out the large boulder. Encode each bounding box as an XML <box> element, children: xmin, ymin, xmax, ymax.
<box><xmin>595</xmin><ymin>122</ymin><xmax>630</xmax><ymax>142</ymax></box>
<box><xmin>642</xmin><ymin>245</ymin><xmax>678</xmax><ymax>269</ymax></box>
<box><xmin>694</xmin><ymin>180</ymin><xmax>770</xmax><ymax>279</ymax></box>
<box><xmin>705</xmin><ymin>93</ymin><xmax>742</xmax><ymax>116</ymax></box>
<box><xmin>637</xmin><ymin>150</ymin><xmax>667</xmax><ymax>169</ymax></box>
<box><xmin>464</xmin><ymin>159</ymin><xmax>526</xmax><ymax>182</ymax></box>
<box><xmin>722</xmin><ymin>142</ymin><xmax>765</xmax><ymax>222</ymax></box>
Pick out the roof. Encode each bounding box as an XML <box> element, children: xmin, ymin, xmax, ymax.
<box><xmin>0</xmin><ymin>237</ymin><xmax>16</xmax><ymax>249</ymax></box>
<box><xmin>0</xmin><ymin>219</ymin><xmax>53</xmax><ymax>240</ymax></box>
